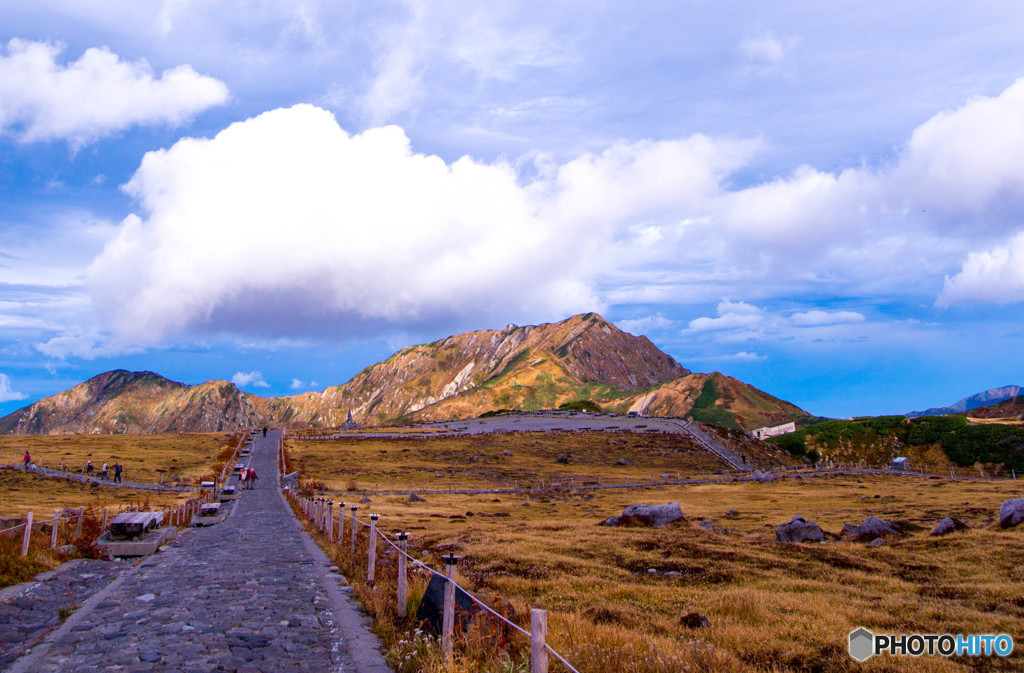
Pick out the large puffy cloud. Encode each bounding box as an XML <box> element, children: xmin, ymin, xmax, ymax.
<box><xmin>0</xmin><ymin>39</ymin><xmax>228</xmax><ymax>146</ymax></box>
<box><xmin>85</xmin><ymin>77</ymin><xmax>1024</xmax><ymax>349</ymax></box>
<box><xmin>88</xmin><ymin>105</ymin><xmax>610</xmax><ymax>344</ymax></box>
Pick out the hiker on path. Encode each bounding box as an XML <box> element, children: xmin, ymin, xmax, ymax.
<box><xmin>113</xmin><ymin>463</ymin><xmax>122</xmax><ymax>483</ymax></box>
<box><xmin>23</xmin><ymin>451</ymin><xmax>31</xmax><ymax>470</ymax></box>
<box><xmin>263</xmin><ymin>426</ymin><xmax>267</xmax><ymax>437</ymax></box>
<box><xmin>240</xmin><ymin>468</ymin><xmax>248</xmax><ymax>489</ymax></box>
<box><xmin>249</xmin><ymin>468</ymin><xmax>258</xmax><ymax>490</ymax></box>
<box><xmin>102</xmin><ymin>462</ymin><xmax>109</xmax><ymax>479</ymax></box>
<box><xmin>86</xmin><ymin>460</ymin><xmax>93</xmax><ymax>475</ymax></box>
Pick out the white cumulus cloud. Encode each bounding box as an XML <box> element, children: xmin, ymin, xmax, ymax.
<box><xmin>938</xmin><ymin>231</ymin><xmax>1024</xmax><ymax>306</ymax></box>
<box><xmin>0</xmin><ymin>39</ymin><xmax>228</xmax><ymax>146</ymax></box>
<box><xmin>738</xmin><ymin>31</ymin><xmax>799</xmax><ymax>65</ymax></box>
<box><xmin>0</xmin><ymin>374</ymin><xmax>27</xmax><ymax>402</ymax></box>
<box><xmin>290</xmin><ymin>378</ymin><xmax>305</xmax><ymax>389</ymax></box>
<box><xmin>231</xmin><ymin>371</ymin><xmax>270</xmax><ymax>388</ymax></box>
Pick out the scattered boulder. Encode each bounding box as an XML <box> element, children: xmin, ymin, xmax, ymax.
<box><xmin>857</xmin><ymin>516</ymin><xmax>900</xmax><ymax>538</ymax></box>
<box><xmin>697</xmin><ymin>521</ymin><xmax>714</xmax><ymax>532</ymax></box>
<box><xmin>725</xmin><ymin>510</ymin><xmax>738</xmax><ymax>517</ymax></box>
<box><xmin>751</xmin><ymin>470</ymin><xmax>775</xmax><ymax>483</ymax></box>
<box><xmin>360</xmin><ymin>497</ymin><xmax>372</xmax><ymax>504</ymax></box>
<box><xmin>775</xmin><ymin>515</ymin><xmax>824</xmax><ymax>543</ymax></box>
<box><xmin>616</xmin><ymin>458</ymin><xmax>632</xmax><ymax>466</ymax></box>
<box><xmin>408</xmin><ymin>493</ymin><xmax>426</xmax><ymax>503</ymax></box>
<box><xmin>867</xmin><ymin>537</ymin><xmax>885</xmax><ymax>547</ymax></box>
<box><xmin>602</xmin><ymin>503</ymin><xmax>685</xmax><ymax>528</ymax></box>
<box><xmin>999</xmin><ymin>498</ymin><xmax>1024</xmax><ymax>529</ymax></box>
<box><xmin>930</xmin><ymin>518</ymin><xmax>969</xmax><ymax>537</ymax></box>
<box><xmin>415</xmin><ymin>574</ymin><xmax>482</xmax><ymax>635</ymax></box>
<box><xmin>679</xmin><ymin>612</ymin><xmax>711</xmax><ymax>629</ymax></box>
<box><xmin>840</xmin><ymin>524</ymin><xmax>861</xmax><ymax>539</ymax></box>
<box><xmin>556</xmin><ymin>456</ymin><xmax>570</xmax><ymax>464</ymax></box>
<box><xmin>502</xmin><ymin>450</ymin><xmax>513</xmax><ymax>456</ymax></box>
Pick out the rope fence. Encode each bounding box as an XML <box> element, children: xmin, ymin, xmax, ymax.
<box><xmin>1</xmin><ymin>490</ymin><xmax>220</xmax><ymax>558</ymax></box>
<box><xmin>288</xmin><ymin>492</ymin><xmax>580</xmax><ymax>673</ymax></box>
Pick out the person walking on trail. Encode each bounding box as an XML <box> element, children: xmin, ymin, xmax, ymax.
<box><xmin>113</xmin><ymin>462</ymin><xmax>122</xmax><ymax>483</ymax></box>
<box><xmin>23</xmin><ymin>451</ymin><xmax>31</xmax><ymax>470</ymax></box>
<box><xmin>86</xmin><ymin>460</ymin><xmax>94</xmax><ymax>475</ymax></box>
<box><xmin>262</xmin><ymin>426</ymin><xmax>267</xmax><ymax>438</ymax></box>
<box><xmin>249</xmin><ymin>468</ymin><xmax>258</xmax><ymax>490</ymax></box>
<box><xmin>102</xmin><ymin>462</ymin><xmax>108</xmax><ymax>479</ymax></box>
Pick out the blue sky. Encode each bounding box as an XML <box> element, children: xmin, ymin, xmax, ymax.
<box><xmin>2</xmin><ymin>1</ymin><xmax>1024</xmax><ymax>419</ymax></box>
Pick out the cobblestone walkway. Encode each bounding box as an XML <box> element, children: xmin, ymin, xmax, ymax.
<box><xmin>5</xmin><ymin>431</ymin><xmax>392</xmax><ymax>673</ymax></box>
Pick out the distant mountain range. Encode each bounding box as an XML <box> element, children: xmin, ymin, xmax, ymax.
<box><xmin>906</xmin><ymin>385</ymin><xmax>1024</xmax><ymax>418</ymax></box>
<box><xmin>0</xmin><ymin>313</ymin><xmax>811</xmax><ymax>435</ymax></box>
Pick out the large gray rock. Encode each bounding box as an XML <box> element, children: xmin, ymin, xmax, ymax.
<box><xmin>602</xmin><ymin>503</ymin><xmax>684</xmax><ymax>527</ymax></box>
<box><xmin>751</xmin><ymin>470</ymin><xmax>775</xmax><ymax>483</ymax></box>
<box><xmin>776</xmin><ymin>515</ymin><xmax>824</xmax><ymax>543</ymax></box>
<box><xmin>1000</xmin><ymin>499</ymin><xmax>1024</xmax><ymax>529</ymax></box>
<box><xmin>930</xmin><ymin>517</ymin><xmax>969</xmax><ymax>536</ymax></box>
<box><xmin>856</xmin><ymin>516</ymin><xmax>900</xmax><ymax>538</ymax></box>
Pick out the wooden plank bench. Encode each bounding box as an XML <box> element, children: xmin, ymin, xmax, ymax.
<box><xmin>108</xmin><ymin>512</ymin><xmax>163</xmax><ymax>540</ymax></box>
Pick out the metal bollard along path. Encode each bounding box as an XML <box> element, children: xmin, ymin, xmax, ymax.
<box><xmin>7</xmin><ymin>430</ymin><xmax>392</xmax><ymax>673</ymax></box>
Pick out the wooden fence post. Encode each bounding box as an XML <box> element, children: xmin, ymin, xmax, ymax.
<box><xmin>75</xmin><ymin>508</ymin><xmax>84</xmax><ymax>539</ymax></box>
<box><xmin>21</xmin><ymin>512</ymin><xmax>33</xmax><ymax>557</ymax></box>
<box><xmin>367</xmin><ymin>514</ymin><xmax>379</xmax><ymax>584</ymax></box>
<box><xmin>326</xmin><ymin>501</ymin><xmax>334</xmax><ymax>542</ymax></box>
<box><xmin>337</xmin><ymin>503</ymin><xmax>345</xmax><ymax>545</ymax></box>
<box><xmin>397</xmin><ymin>532</ymin><xmax>409</xmax><ymax>618</ymax></box>
<box><xmin>443</xmin><ymin>554</ymin><xmax>461</xmax><ymax>667</ymax></box>
<box><xmin>101</xmin><ymin>507</ymin><xmax>108</xmax><ymax>531</ymax></box>
<box><xmin>531</xmin><ymin>609</ymin><xmax>549</xmax><ymax>673</ymax></box>
<box><xmin>350</xmin><ymin>506</ymin><xmax>359</xmax><ymax>557</ymax></box>
<box><xmin>51</xmin><ymin>510</ymin><xmax>60</xmax><ymax>548</ymax></box>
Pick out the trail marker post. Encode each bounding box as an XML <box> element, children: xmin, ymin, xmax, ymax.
<box><xmin>21</xmin><ymin>512</ymin><xmax>32</xmax><ymax>557</ymax></box>
<box><xmin>443</xmin><ymin>554</ymin><xmax>460</xmax><ymax>667</ymax></box>
<box><xmin>367</xmin><ymin>514</ymin><xmax>379</xmax><ymax>584</ymax></box>
<box><xmin>397</xmin><ymin>532</ymin><xmax>409</xmax><ymax>618</ymax></box>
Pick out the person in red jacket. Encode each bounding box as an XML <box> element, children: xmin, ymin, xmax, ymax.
<box><xmin>23</xmin><ymin>451</ymin><xmax>31</xmax><ymax>470</ymax></box>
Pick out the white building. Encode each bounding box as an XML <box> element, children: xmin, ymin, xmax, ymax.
<box><xmin>751</xmin><ymin>421</ymin><xmax>796</xmax><ymax>440</ymax></box>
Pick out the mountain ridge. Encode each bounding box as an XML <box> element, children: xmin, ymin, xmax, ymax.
<box><xmin>0</xmin><ymin>313</ymin><xmax>809</xmax><ymax>434</ymax></box>
<box><xmin>906</xmin><ymin>385</ymin><xmax>1024</xmax><ymax>418</ymax></box>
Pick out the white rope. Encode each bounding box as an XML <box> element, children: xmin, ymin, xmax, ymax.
<box><xmin>0</xmin><ymin>522</ymin><xmax>26</xmax><ymax>535</ymax></box>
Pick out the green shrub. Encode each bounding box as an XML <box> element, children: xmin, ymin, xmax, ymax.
<box><xmin>559</xmin><ymin>400</ymin><xmax>602</xmax><ymax>413</ymax></box>
<box><xmin>941</xmin><ymin>424</ymin><xmax>1024</xmax><ymax>470</ymax></box>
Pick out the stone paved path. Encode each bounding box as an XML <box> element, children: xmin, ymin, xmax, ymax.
<box><xmin>6</xmin><ymin>431</ymin><xmax>392</xmax><ymax>673</ymax></box>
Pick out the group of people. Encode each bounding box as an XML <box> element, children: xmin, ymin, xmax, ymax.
<box><xmin>22</xmin><ymin>452</ymin><xmax>122</xmax><ymax>482</ymax></box>
<box><xmin>240</xmin><ymin>467</ymin><xmax>259</xmax><ymax>490</ymax></box>
<box><xmin>86</xmin><ymin>460</ymin><xmax>122</xmax><ymax>482</ymax></box>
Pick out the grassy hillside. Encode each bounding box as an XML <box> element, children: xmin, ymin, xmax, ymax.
<box><xmin>770</xmin><ymin>414</ymin><xmax>1024</xmax><ymax>474</ymax></box>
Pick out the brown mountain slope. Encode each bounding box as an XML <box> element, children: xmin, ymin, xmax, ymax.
<box><xmin>251</xmin><ymin>312</ymin><xmax>690</xmax><ymax>426</ymax></box>
<box><xmin>601</xmin><ymin>372</ymin><xmax>811</xmax><ymax>431</ymax></box>
<box><xmin>963</xmin><ymin>395</ymin><xmax>1024</xmax><ymax>420</ymax></box>
<box><xmin>0</xmin><ymin>314</ymin><xmax>811</xmax><ymax>434</ymax></box>
<box><xmin>0</xmin><ymin>370</ymin><xmax>259</xmax><ymax>435</ymax></box>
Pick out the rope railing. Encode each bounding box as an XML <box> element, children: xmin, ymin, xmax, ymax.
<box><xmin>290</xmin><ymin>492</ymin><xmax>581</xmax><ymax>673</ymax></box>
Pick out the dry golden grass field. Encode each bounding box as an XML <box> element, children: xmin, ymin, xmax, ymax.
<box><xmin>290</xmin><ymin>432</ymin><xmax>1024</xmax><ymax>673</ymax></box>
<box><xmin>286</xmin><ymin>431</ymin><xmax>793</xmax><ymax>493</ymax></box>
<box><xmin>0</xmin><ymin>432</ymin><xmax>234</xmax><ymax>485</ymax></box>
<box><xmin>0</xmin><ymin>469</ymin><xmax>195</xmax><ymax>520</ymax></box>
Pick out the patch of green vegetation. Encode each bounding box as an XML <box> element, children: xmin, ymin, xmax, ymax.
<box><xmin>941</xmin><ymin>424</ymin><xmax>1024</xmax><ymax>471</ymax></box>
<box><xmin>478</xmin><ymin>409</ymin><xmax>512</xmax><ymax>418</ymax></box>
<box><xmin>692</xmin><ymin>377</ymin><xmax>718</xmax><ymax>409</ymax></box>
<box><xmin>558</xmin><ymin>399</ymin><xmax>602</xmax><ymax>413</ymax></box>
<box><xmin>907</xmin><ymin>415</ymin><xmax>967</xmax><ymax>445</ymax></box>
<box><xmin>687</xmin><ymin>406</ymin><xmax>740</xmax><ymax>430</ymax></box>
<box><xmin>488</xmin><ymin>349</ymin><xmax>531</xmax><ymax>382</ymax></box>
<box><xmin>555</xmin><ymin>344</ymin><xmax>570</xmax><ymax>358</ymax></box>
